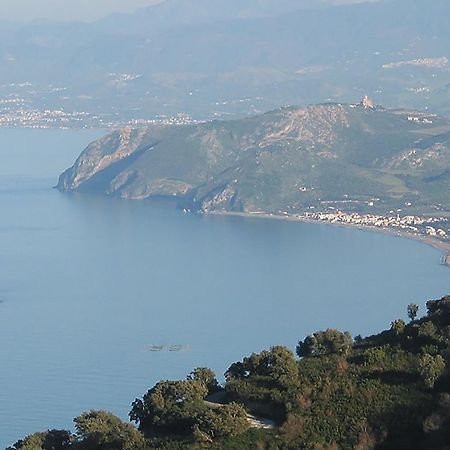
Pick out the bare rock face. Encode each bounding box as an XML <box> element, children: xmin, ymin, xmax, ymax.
<box><xmin>57</xmin><ymin>103</ymin><xmax>450</xmax><ymax>215</ymax></box>
<box><xmin>58</xmin><ymin>128</ymin><xmax>151</xmax><ymax>190</ymax></box>
<box><xmin>259</xmin><ymin>104</ymin><xmax>349</xmax><ymax>148</ymax></box>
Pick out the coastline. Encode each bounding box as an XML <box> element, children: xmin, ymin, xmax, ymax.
<box><xmin>206</xmin><ymin>210</ymin><xmax>450</xmax><ymax>268</ymax></box>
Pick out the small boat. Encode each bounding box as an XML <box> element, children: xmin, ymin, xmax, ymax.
<box><xmin>148</xmin><ymin>345</ymin><xmax>164</xmax><ymax>352</ymax></box>
<box><xmin>168</xmin><ymin>344</ymin><xmax>183</xmax><ymax>352</ymax></box>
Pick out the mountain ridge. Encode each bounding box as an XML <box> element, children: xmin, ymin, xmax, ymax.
<box><xmin>57</xmin><ymin>102</ymin><xmax>450</xmax><ymax>219</ymax></box>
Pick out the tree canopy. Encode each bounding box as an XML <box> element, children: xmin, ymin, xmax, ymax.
<box><xmin>296</xmin><ymin>329</ymin><xmax>352</xmax><ymax>358</ymax></box>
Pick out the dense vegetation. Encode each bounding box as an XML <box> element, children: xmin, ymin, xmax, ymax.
<box><xmin>10</xmin><ymin>295</ymin><xmax>450</xmax><ymax>450</ymax></box>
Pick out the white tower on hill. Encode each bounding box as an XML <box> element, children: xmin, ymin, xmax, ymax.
<box><xmin>361</xmin><ymin>95</ymin><xmax>375</xmax><ymax>109</ymax></box>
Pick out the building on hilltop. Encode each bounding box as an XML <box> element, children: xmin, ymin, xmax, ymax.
<box><xmin>361</xmin><ymin>95</ymin><xmax>375</xmax><ymax>109</ymax></box>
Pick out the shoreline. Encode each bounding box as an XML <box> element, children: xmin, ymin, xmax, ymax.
<box><xmin>206</xmin><ymin>210</ymin><xmax>450</xmax><ymax>268</ymax></box>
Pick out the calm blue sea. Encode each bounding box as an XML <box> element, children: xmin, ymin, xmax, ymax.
<box><xmin>0</xmin><ymin>128</ymin><xmax>449</xmax><ymax>448</ymax></box>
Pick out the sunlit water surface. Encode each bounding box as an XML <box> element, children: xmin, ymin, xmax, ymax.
<box><xmin>0</xmin><ymin>129</ymin><xmax>449</xmax><ymax>447</ymax></box>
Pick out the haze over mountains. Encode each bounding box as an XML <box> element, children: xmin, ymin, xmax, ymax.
<box><xmin>95</xmin><ymin>0</ymin><xmax>374</xmax><ymax>33</ymax></box>
<box><xmin>1</xmin><ymin>0</ymin><xmax>449</xmax><ymax>125</ymax></box>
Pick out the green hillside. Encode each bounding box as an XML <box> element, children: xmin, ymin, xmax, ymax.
<box><xmin>58</xmin><ymin>103</ymin><xmax>450</xmax><ymax>217</ymax></box>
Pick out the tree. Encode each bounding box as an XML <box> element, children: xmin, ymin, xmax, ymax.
<box><xmin>74</xmin><ymin>410</ymin><xmax>145</xmax><ymax>450</ymax></box>
<box><xmin>7</xmin><ymin>431</ymin><xmax>72</xmax><ymax>450</ymax></box>
<box><xmin>419</xmin><ymin>354</ymin><xmax>446</xmax><ymax>389</ymax></box>
<box><xmin>418</xmin><ymin>321</ymin><xmax>437</xmax><ymax>339</ymax></box>
<box><xmin>224</xmin><ymin>361</ymin><xmax>243</xmax><ymax>381</ymax></box>
<box><xmin>225</xmin><ymin>346</ymin><xmax>299</xmax><ymax>386</ymax></box>
<box><xmin>391</xmin><ymin>319</ymin><xmax>406</xmax><ymax>336</ymax></box>
<box><xmin>187</xmin><ymin>367</ymin><xmax>220</xmax><ymax>394</ymax></box>
<box><xmin>426</xmin><ymin>296</ymin><xmax>450</xmax><ymax>327</ymax></box>
<box><xmin>407</xmin><ymin>303</ymin><xmax>419</xmax><ymax>322</ymax></box>
<box><xmin>296</xmin><ymin>329</ymin><xmax>352</xmax><ymax>358</ymax></box>
<box><xmin>129</xmin><ymin>380</ymin><xmax>208</xmax><ymax>433</ymax></box>
<box><xmin>129</xmin><ymin>378</ymin><xmax>250</xmax><ymax>442</ymax></box>
<box><xmin>256</xmin><ymin>346</ymin><xmax>299</xmax><ymax>385</ymax></box>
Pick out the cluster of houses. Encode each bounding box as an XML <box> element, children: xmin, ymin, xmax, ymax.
<box><xmin>0</xmin><ymin>105</ymin><xmax>196</xmax><ymax>129</ymax></box>
<box><xmin>298</xmin><ymin>210</ymin><xmax>449</xmax><ymax>239</ymax></box>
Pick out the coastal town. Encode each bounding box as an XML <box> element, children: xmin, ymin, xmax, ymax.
<box><xmin>0</xmin><ymin>78</ymin><xmax>200</xmax><ymax>129</ymax></box>
<box><xmin>296</xmin><ymin>210</ymin><xmax>450</xmax><ymax>240</ymax></box>
<box><xmin>0</xmin><ymin>104</ymin><xmax>197</xmax><ymax>129</ymax></box>
<box><xmin>0</xmin><ymin>77</ymin><xmax>258</xmax><ymax>129</ymax></box>
<box><xmin>224</xmin><ymin>207</ymin><xmax>450</xmax><ymax>247</ymax></box>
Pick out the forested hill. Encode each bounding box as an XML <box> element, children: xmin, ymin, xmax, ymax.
<box><xmin>9</xmin><ymin>294</ymin><xmax>450</xmax><ymax>449</ymax></box>
<box><xmin>58</xmin><ymin>102</ymin><xmax>450</xmax><ymax>217</ymax></box>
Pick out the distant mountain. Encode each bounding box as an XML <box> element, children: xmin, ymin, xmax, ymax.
<box><xmin>58</xmin><ymin>102</ymin><xmax>450</xmax><ymax>216</ymax></box>
<box><xmin>95</xmin><ymin>0</ymin><xmax>321</xmax><ymax>35</ymax></box>
<box><xmin>1</xmin><ymin>0</ymin><xmax>449</xmax><ymax>122</ymax></box>
<box><xmin>97</xmin><ymin>0</ymin><xmax>386</xmax><ymax>34</ymax></box>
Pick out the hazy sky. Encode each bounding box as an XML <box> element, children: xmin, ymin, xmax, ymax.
<box><xmin>0</xmin><ymin>0</ymin><xmax>378</xmax><ymax>23</ymax></box>
<box><xmin>0</xmin><ymin>0</ymin><xmax>163</xmax><ymax>22</ymax></box>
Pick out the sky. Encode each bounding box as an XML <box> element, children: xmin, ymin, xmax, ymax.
<box><xmin>0</xmin><ymin>0</ymin><xmax>379</xmax><ymax>23</ymax></box>
<box><xmin>0</xmin><ymin>0</ymin><xmax>163</xmax><ymax>22</ymax></box>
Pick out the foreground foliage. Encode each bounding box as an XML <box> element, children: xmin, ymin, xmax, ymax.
<box><xmin>9</xmin><ymin>295</ymin><xmax>450</xmax><ymax>450</ymax></box>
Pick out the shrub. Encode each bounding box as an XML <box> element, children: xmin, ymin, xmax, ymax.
<box><xmin>194</xmin><ymin>403</ymin><xmax>249</xmax><ymax>441</ymax></box>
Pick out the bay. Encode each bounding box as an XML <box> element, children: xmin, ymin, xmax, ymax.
<box><xmin>0</xmin><ymin>128</ymin><xmax>449</xmax><ymax>448</ymax></box>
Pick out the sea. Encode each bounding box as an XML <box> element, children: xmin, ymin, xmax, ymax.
<box><xmin>0</xmin><ymin>128</ymin><xmax>449</xmax><ymax>447</ymax></box>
